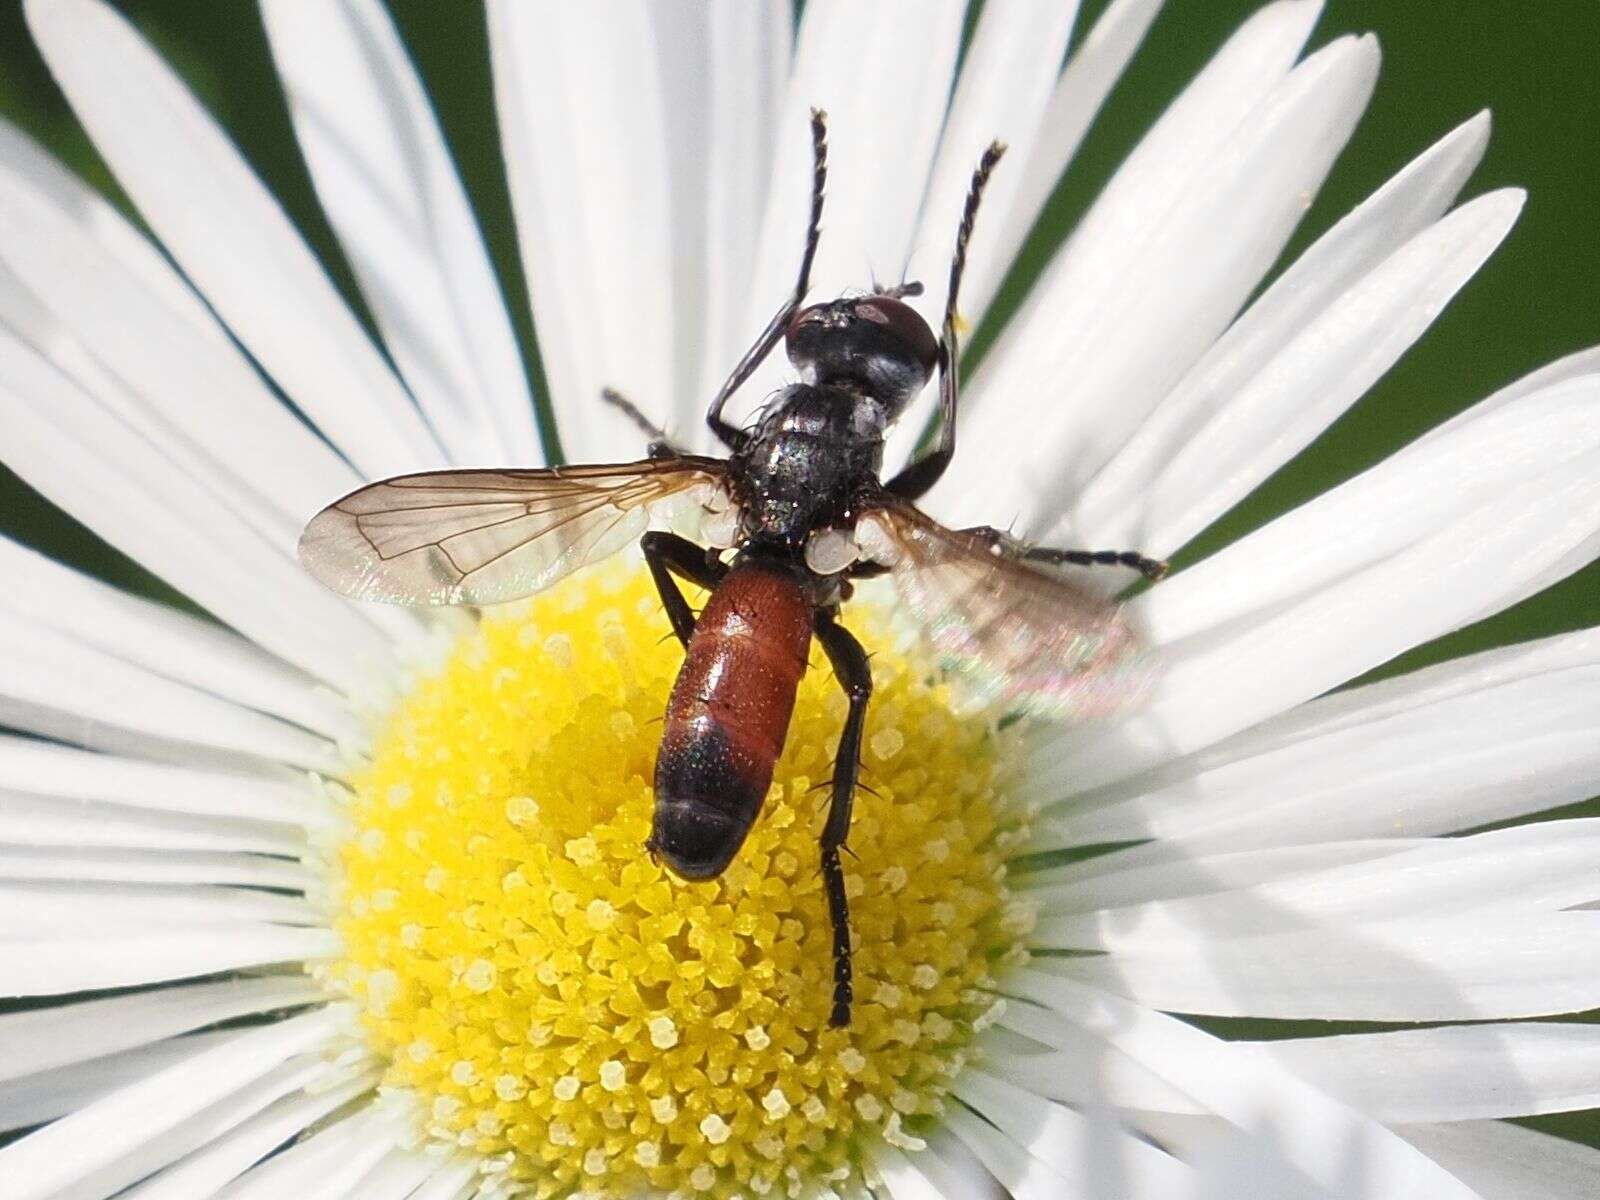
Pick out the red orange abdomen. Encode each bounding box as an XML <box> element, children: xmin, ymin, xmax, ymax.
<box><xmin>651</xmin><ymin>560</ymin><xmax>813</xmax><ymax>879</ymax></box>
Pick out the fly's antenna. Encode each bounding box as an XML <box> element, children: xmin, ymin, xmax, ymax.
<box><xmin>942</xmin><ymin>140</ymin><xmax>1007</xmax><ymax>340</ymax></box>
<box><xmin>798</xmin><ymin>108</ymin><xmax>829</xmax><ymax>294</ymax></box>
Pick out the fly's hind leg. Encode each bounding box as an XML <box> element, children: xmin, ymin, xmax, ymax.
<box><xmin>815</xmin><ymin>613</ymin><xmax>872</xmax><ymax>1027</ymax></box>
<box><xmin>960</xmin><ymin>525</ymin><xmax>1168</xmax><ymax>581</ymax></box>
<box><xmin>640</xmin><ymin>531</ymin><xmax>727</xmax><ymax>648</ymax></box>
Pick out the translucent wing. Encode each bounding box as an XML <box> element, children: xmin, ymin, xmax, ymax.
<box><xmin>855</xmin><ymin>501</ymin><xmax>1154</xmax><ymax>720</ymax></box>
<box><xmin>299</xmin><ymin>457</ymin><xmax>727</xmax><ymax>605</ymax></box>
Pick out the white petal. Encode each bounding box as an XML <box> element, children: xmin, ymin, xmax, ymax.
<box><xmin>0</xmin><ymin>926</ymin><xmax>339</xmax><ymax>996</ymax></box>
<box><xmin>118</xmin><ymin>1070</ymin><xmax>377</xmax><ymax>1200</ymax></box>
<box><xmin>487</xmin><ymin>1</ymin><xmax>677</xmax><ymax>462</ymax></box>
<box><xmin>401</xmin><ymin>1159</ymin><xmax>479</xmax><ymax>1200</ymax></box>
<box><xmin>1139</xmin><ymin>188</ymin><xmax>1522</xmax><ymax>555</ymax></box>
<box><xmin>0</xmin><ymin>325</ymin><xmax>400</xmax><ymax>695</ymax></box>
<box><xmin>735</xmin><ymin>0</ymin><xmax>967</xmax><ymax>414</ymax></box>
<box><xmin>993</xmin><ymin>0</ymin><xmax>1167</xmax><ymax>280</ymax></box>
<box><xmin>1042</xmin><ymin>380</ymin><xmax>1600</xmax><ymax>792</ymax></box>
<box><xmin>1018</xmin><ymin>840</ymin><xmax>1426</xmax><ymax>914</ymax></box>
<box><xmin>1255</xmin><ymin>1024</ymin><xmax>1600</xmax><ymax>1123</ymax></box>
<box><xmin>0</xmin><ymin>538</ymin><xmax>359</xmax><ymax>745</ymax></box>
<box><xmin>0</xmin><ymin>1008</ymin><xmax>344</xmax><ymax>1200</ymax></box>
<box><xmin>0</xmin><ymin>881</ymin><xmax>314</xmax><ymax>935</ymax></box>
<box><xmin>26</xmin><ymin>0</ymin><xmax>445</xmax><ymax>478</ymax></box>
<box><xmin>937</xmin><ymin>3</ymin><xmax>1355</xmax><ymax>530</ymax></box>
<box><xmin>1034</xmin><ymin>625</ymin><xmax>1600</xmax><ymax>847</ymax></box>
<box><xmin>0</xmin><ymin>736</ymin><xmax>329</xmax><ymax>827</ymax></box>
<box><xmin>1056</xmin><ymin>912</ymin><xmax>1600</xmax><ymax>1020</ymax></box>
<box><xmin>0</xmin><ymin>794</ymin><xmax>303</xmax><ymax>857</ymax></box>
<box><xmin>261</xmin><ymin>0</ymin><xmax>541</xmax><ymax>467</ymax></box>
<box><xmin>0</xmin><ymin>847</ymin><xmax>311</xmax><ymax>891</ymax></box>
<box><xmin>221</xmin><ymin>1103</ymin><xmax>403</xmax><ymax>1200</ymax></box>
<box><xmin>1004</xmin><ymin>970</ymin><xmax>1484</xmax><ymax>1198</ymax></box>
<box><xmin>347</xmin><ymin>1150</ymin><xmax>444</xmax><ymax>1200</ymax></box>
<box><xmin>0</xmin><ymin>1031</ymin><xmax>237</xmax><ymax>1133</ymax></box>
<box><xmin>0</xmin><ymin>117</ymin><xmax>355</xmax><ymax>536</ymax></box>
<box><xmin>0</xmin><ymin>616</ymin><xmax>337</xmax><ymax>771</ymax></box>
<box><xmin>1037</xmin><ymin>820</ymin><xmax>1600</xmax><ymax>950</ymax></box>
<box><xmin>688</xmin><ymin>3</ymin><xmax>792</xmax><ymax>437</ymax></box>
<box><xmin>951</xmin><ymin>1065</ymin><xmax>1195</xmax><ymax>1195</ymax></box>
<box><xmin>50</xmin><ymin>1059</ymin><xmax>367</xmax><ymax>1200</ymax></box>
<box><xmin>870</xmin><ymin>1144</ymin><xmax>963</xmax><ymax>1200</ymax></box>
<box><xmin>0</xmin><ymin>976</ymin><xmax>323</xmax><ymax>1082</ymax></box>
<box><xmin>1396</xmin><ymin>1121</ymin><xmax>1600</xmax><ymax>1200</ymax></box>
<box><xmin>1075</xmin><ymin>111</ymin><xmax>1498</xmax><ymax>548</ymax></box>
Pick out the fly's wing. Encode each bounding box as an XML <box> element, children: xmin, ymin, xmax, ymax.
<box><xmin>855</xmin><ymin>500</ymin><xmax>1154</xmax><ymax>720</ymax></box>
<box><xmin>299</xmin><ymin>457</ymin><xmax>728</xmax><ymax>606</ymax></box>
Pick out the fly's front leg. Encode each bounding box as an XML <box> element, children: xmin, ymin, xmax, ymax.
<box><xmin>640</xmin><ymin>532</ymin><xmax>727</xmax><ymax>648</ymax></box>
<box><xmin>814</xmin><ymin>613</ymin><xmax>872</xmax><ymax>1027</ymax></box>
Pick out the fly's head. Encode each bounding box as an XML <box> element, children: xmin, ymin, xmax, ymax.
<box><xmin>785</xmin><ymin>294</ymin><xmax>939</xmax><ymax>419</ymax></box>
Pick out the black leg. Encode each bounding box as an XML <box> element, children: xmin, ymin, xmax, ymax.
<box><xmin>601</xmin><ymin>388</ymin><xmax>684</xmax><ymax>459</ymax></box>
<box><xmin>706</xmin><ymin>109</ymin><xmax>829</xmax><ymax>453</ymax></box>
<box><xmin>814</xmin><ymin>613</ymin><xmax>872</xmax><ymax>1027</ymax></box>
<box><xmin>960</xmin><ymin>524</ymin><xmax>1168</xmax><ymax>581</ymax></box>
<box><xmin>885</xmin><ymin>141</ymin><xmax>1006</xmax><ymax>501</ymax></box>
<box><xmin>641</xmin><ymin>532</ymin><xmax>726</xmax><ymax>647</ymax></box>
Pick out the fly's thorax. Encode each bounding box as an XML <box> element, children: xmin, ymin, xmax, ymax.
<box><xmin>733</xmin><ymin>384</ymin><xmax>887</xmax><ymax>545</ymax></box>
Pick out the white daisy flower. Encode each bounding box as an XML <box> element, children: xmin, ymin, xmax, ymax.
<box><xmin>0</xmin><ymin>1</ymin><xmax>1596</xmax><ymax>1198</ymax></box>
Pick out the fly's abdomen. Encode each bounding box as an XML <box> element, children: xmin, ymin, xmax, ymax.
<box><xmin>651</xmin><ymin>561</ymin><xmax>812</xmax><ymax>880</ymax></box>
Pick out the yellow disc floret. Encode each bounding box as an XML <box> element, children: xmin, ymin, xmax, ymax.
<box><xmin>322</xmin><ymin>561</ymin><xmax>1030</xmax><ymax>1199</ymax></box>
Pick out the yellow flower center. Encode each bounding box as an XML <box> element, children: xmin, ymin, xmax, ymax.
<box><xmin>322</xmin><ymin>562</ymin><xmax>1030</xmax><ymax>1198</ymax></box>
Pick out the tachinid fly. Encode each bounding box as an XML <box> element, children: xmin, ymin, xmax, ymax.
<box><xmin>299</xmin><ymin>111</ymin><xmax>1166</xmax><ymax>1027</ymax></box>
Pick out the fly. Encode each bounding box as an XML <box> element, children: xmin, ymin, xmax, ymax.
<box><xmin>299</xmin><ymin>111</ymin><xmax>1166</xmax><ymax>1027</ymax></box>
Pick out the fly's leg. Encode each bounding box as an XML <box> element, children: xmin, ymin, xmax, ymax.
<box><xmin>641</xmin><ymin>532</ymin><xmax>727</xmax><ymax>648</ymax></box>
<box><xmin>814</xmin><ymin>613</ymin><xmax>872</xmax><ymax>1027</ymax></box>
<box><xmin>602</xmin><ymin>388</ymin><xmax>685</xmax><ymax>459</ymax></box>
<box><xmin>960</xmin><ymin>524</ymin><xmax>1168</xmax><ymax>581</ymax></box>
<box><xmin>884</xmin><ymin>141</ymin><xmax>1006</xmax><ymax>502</ymax></box>
<box><xmin>706</xmin><ymin>109</ymin><xmax>829</xmax><ymax>453</ymax></box>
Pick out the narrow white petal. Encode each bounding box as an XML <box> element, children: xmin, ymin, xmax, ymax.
<box><xmin>1043</xmin><ymin>382</ymin><xmax>1600</xmax><ymax>792</ymax></box>
<box><xmin>0</xmin><ymin>1008</ymin><xmax>344</xmax><ymax>1200</ymax></box>
<box><xmin>0</xmin><ymin>926</ymin><xmax>339</xmax><ymax>996</ymax></box>
<box><xmin>951</xmin><ymin>1065</ymin><xmax>1195</xmax><ymax>1194</ymax></box>
<box><xmin>0</xmin><ymin>326</ymin><xmax>400</xmax><ymax>695</ymax></box>
<box><xmin>994</xmin><ymin>0</ymin><xmax>1167</xmax><ymax>277</ymax></box>
<box><xmin>0</xmin><ymin>847</ymin><xmax>311</xmax><ymax>891</ymax></box>
<box><xmin>0</xmin><ymin>794</ymin><xmax>303</xmax><ymax>857</ymax></box>
<box><xmin>0</xmin><ymin>736</ymin><xmax>329</xmax><ymax>827</ymax></box>
<box><xmin>223</xmin><ymin>1103</ymin><xmax>404</xmax><ymax>1200</ymax></box>
<box><xmin>261</xmin><ymin>0</ymin><xmax>541</xmax><ymax>467</ymax></box>
<box><xmin>689</xmin><ymin>3</ymin><xmax>792</xmax><ymax>438</ymax></box>
<box><xmin>26</xmin><ymin>0</ymin><xmax>445</xmax><ymax>478</ymax></box>
<box><xmin>488</xmin><ymin>1</ymin><xmax>677</xmax><ymax>462</ymax></box>
<box><xmin>905</xmin><ymin>0</ymin><xmax>1082</xmax><ymax>331</ymax></box>
<box><xmin>1018</xmin><ymin>840</ymin><xmax>1426</xmax><ymax>913</ymax></box>
<box><xmin>0</xmin><ymin>881</ymin><xmax>315</xmax><ymax>935</ymax></box>
<box><xmin>1005</xmin><ymin>970</ymin><xmax>1484</xmax><ymax>1198</ymax></box>
<box><xmin>0</xmin><ymin>117</ymin><xmax>355</xmax><ymax>537</ymax></box>
<box><xmin>347</xmin><ymin>1150</ymin><xmax>443</xmax><ymax>1200</ymax></box>
<box><xmin>1036</xmin><ymin>821</ymin><xmax>1600</xmax><ymax>951</ymax></box>
<box><xmin>1396</xmin><ymin>1121</ymin><xmax>1600</xmax><ymax>1200</ymax></box>
<box><xmin>936</xmin><ymin>2</ymin><xmax>1348</xmax><ymax>531</ymax></box>
<box><xmin>1255</xmin><ymin>1024</ymin><xmax>1600</xmax><ymax>1123</ymax></box>
<box><xmin>1035</xmin><ymin>625</ymin><xmax>1600</xmax><ymax>845</ymax></box>
<box><xmin>870</xmin><ymin>1144</ymin><xmax>962</xmax><ymax>1200</ymax></box>
<box><xmin>1075</xmin><ymin>111</ymin><xmax>1496</xmax><ymax>546</ymax></box>
<box><xmin>0</xmin><ymin>538</ymin><xmax>359</xmax><ymax>745</ymax></box>
<box><xmin>0</xmin><ymin>1030</ymin><xmax>235</xmax><ymax>1133</ymax></box>
<box><xmin>1137</xmin><ymin>189</ymin><xmax>1523</xmax><ymax>555</ymax></box>
<box><xmin>1056</xmin><ymin>912</ymin><xmax>1600</xmax><ymax>1020</ymax></box>
<box><xmin>0</xmin><ymin>976</ymin><xmax>323</xmax><ymax>1082</ymax></box>
<box><xmin>118</xmin><ymin>1070</ymin><xmax>377</xmax><ymax>1200</ymax></box>
<box><xmin>736</xmin><ymin>0</ymin><xmax>967</xmax><ymax>413</ymax></box>
<box><xmin>401</xmin><ymin>1158</ymin><xmax>480</xmax><ymax>1200</ymax></box>
<box><xmin>0</xmin><ymin>616</ymin><xmax>337</xmax><ymax>771</ymax></box>
<box><xmin>50</xmin><ymin>1059</ymin><xmax>367</xmax><ymax>1200</ymax></box>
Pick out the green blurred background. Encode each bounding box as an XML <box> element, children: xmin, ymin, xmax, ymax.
<box><xmin>0</xmin><ymin>0</ymin><xmax>1597</xmax><ymax>1154</ymax></box>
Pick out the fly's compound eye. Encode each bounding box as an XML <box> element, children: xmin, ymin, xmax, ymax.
<box><xmin>848</xmin><ymin>296</ymin><xmax>939</xmax><ymax>376</ymax></box>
